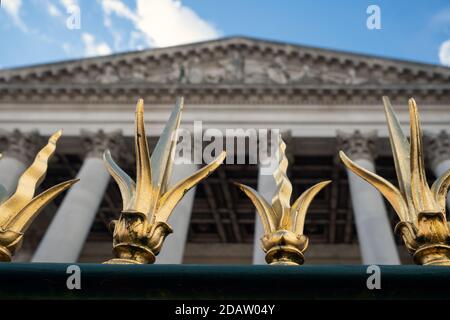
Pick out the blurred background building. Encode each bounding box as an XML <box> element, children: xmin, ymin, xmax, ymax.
<box><xmin>0</xmin><ymin>37</ymin><xmax>449</xmax><ymax>265</ymax></box>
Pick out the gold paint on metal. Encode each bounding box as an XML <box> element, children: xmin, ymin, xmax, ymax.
<box><xmin>103</xmin><ymin>98</ymin><xmax>226</xmax><ymax>264</ymax></box>
<box><xmin>0</xmin><ymin>131</ymin><xmax>78</xmax><ymax>262</ymax></box>
<box><xmin>340</xmin><ymin>97</ymin><xmax>450</xmax><ymax>265</ymax></box>
<box><xmin>235</xmin><ymin>135</ymin><xmax>331</xmax><ymax>265</ymax></box>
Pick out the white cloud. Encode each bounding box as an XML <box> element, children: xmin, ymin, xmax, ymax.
<box><xmin>431</xmin><ymin>7</ymin><xmax>450</xmax><ymax>27</ymax></box>
<box><xmin>135</xmin><ymin>0</ymin><xmax>220</xmax><ymax>47</ymax></box>
<box><xmin>60</xmin><ymin>0</ymin><xmax>79</xmax><ymax>12</ymax></box>
<box><xmin>2</xmin><ymin>0</ymin><xmax>28</xmax><ymax>32</ymax></box>
<box><xmin>100</xmin><ymin>0</ymin><xmax>137</xmax><ymax>23</ymax></box>
<box><xmin>98</xmin><ymin>0</ymin><xmax>220</xmax><ymax>50</ymax></box>
<box><xmin>439</xmin><ymin>40</ymin><xmax>450</xmax><ymax>66</ymax></box>
<box><xmin>47</xmin><ymin>3</ymin><xmax>63</xmax><ymax>17</ymax></box>
<box><xmin>128</xmin><ymin>30</ymin><xmax>148</xmax><ymax>51</ymax></box>
<box><xmin>62</xmin><ymin>42</ymin><xmax>74</xmax><ymax>55</ymax></box>
<box><xmin>81</xmin><ymin>32</ymin><xmax>112</xmax><ymax>57</ymax></box>
<box><xmin>99</xmin><ymin>0</ymin><xmax>141</xmax><ymax>50</ymax></box>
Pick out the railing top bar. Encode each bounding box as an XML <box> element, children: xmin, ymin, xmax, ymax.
<box><xmin>0</xmin><ymin>264</ymin><xmax>449</xmax><ymax>300</ymax></box>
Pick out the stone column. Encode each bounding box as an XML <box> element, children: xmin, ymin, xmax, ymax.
<box><xmin>253</xmin><ymin>166</ymin><xmax>278</xmax><ymax>264</ymax></box>
<box><xmin>0</xmin><ymin>130</ymin><xmax>40</xmax><ymax>195</ymax></box>
<box><xmin>32</xmin><ymin>130</ymin><xmax>122</xmax><ymax>263</ymax></box>
<box><xmin>339</xmin><ymin>130</ymin><xmax>400</xmax><ymax>265</ymax></box>
<box><xmin>252</xmin><ymin>132</ymin><xmax>286</xmax><ymax>264</ymax></box>
<box><xmin>156</xmin><ymin>140</ymin><xmax>199</xmax><ymax>264</ymax></box>
<box><xmin>426</xmin><ymin>131</ymin><xmax>450</xmax><ymax>209</ymax></box>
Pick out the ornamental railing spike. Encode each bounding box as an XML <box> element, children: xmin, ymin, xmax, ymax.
<box><xmin>0</xmin><ymin>131</ymin><xmax>78</xmax><ymax>262</ymax></box>
<box><xmin>340</xmin><ymin>97</ymin><xmax>450</xmax><ymax>266</ymax></box>
<box><xmin>235</xmin><ymin>134</ymin><xmax>331</xmax><ymax>265</ymax></box>
<box><xmin>103</xmin><ymin>98</ymin><xmax>226</xmax><ymax>264</ymax></box>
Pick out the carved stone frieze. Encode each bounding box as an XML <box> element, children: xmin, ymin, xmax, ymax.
<box><xmin>2</xmin><ymin>37</ymin><xmax>449</xmax><ymax>87</ymax></box>
<box><xmin>0</xmin><ymin>37</ymin><xmax>449</xmax><ymax>104</ymax></box>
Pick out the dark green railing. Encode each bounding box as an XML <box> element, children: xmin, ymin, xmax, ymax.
<box><xmin>0</xmin><ymin>263</ymin><xmax>448</xmax><ymax>299</ymax></box>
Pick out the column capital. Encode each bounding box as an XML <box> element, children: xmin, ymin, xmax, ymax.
<box><xmin>424</xmin><ymin>130</ymin><xmax>450</xmax><ymax>171</ymax></box>
<box><xmin>81</xmin><ymin>129</ymin><xmax>124</xmax><ymax>159</ymax></box>
<box><xmin>0</xmin><ymin>129</ymin><xmax>42</xmax><ymax>164</ymax></box>
<box><xmin>337</xmin><ymin>130</ymin><xmax>377</xmax><ymax>162</ymax></box>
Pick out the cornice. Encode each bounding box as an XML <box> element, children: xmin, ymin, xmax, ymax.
<box><xmin>1</xmin><ymin>37</ymin><xmax>449</xmax><ymax>104</ymax></box>
<box><xmin>0</xmin><ymin>83</ymin><xmax>449</xmax><ymax>105</ymax></box>
<box><xmin>1</xmin><ymin>37</ymin><xmax>450</xmax><ymax>84</ymax></box>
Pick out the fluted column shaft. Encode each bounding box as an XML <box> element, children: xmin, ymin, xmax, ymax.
<box><xmin>253</xmin><ymin>166</ymin><xmax>277</xmax><ymax>264</ymax></box>
<box><xmin>32</xmin><ymin>130</ymin><xmax>122</xmax><ymax>263</ymax></box>
<box><xmin>339</xmin><ymin>130</ymin><xmax>400</xmax><ymax>265</ymax></box>
<box><xmin>156</xmin><ymin>155</ymin><xmax>198</xmax><ymax>264</ymax></box>
<box><xmin>252</xmin><ymin>132</ymin><xmax>283</xmax><ymax>264</ymax></box>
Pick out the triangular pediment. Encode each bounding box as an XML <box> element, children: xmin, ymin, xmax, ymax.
<box><xmin>1</xmin><ymin>36</ymin><xmax>450</xmax><ymax>87</ymax></box>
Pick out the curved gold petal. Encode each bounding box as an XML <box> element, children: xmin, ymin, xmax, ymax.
<box><xmin>234</xmin><ymin>182</ymin><xmax>277</xmax><ymax>234</ymax></box>
<box><xmin>382</xmin><ymin>96</ymin><xmax>414</xmax><ymax>217</ymax></box>
<box><xmin>103</xmin><ymin>150</ymin><xmax>136</xmax><ymax>211</ymax></box>
<box><xmin>156</xmin><ymin>151</ymin><xmax>226</xmax><ymax>223</ymax></box>
<box><xmin>340</xmin><ymin>151</ymin><xmax>409</xmax><ymax>221</ymax></box>
<box><xmin>409</xmin><ymin>98</ymin><xmax>437</xmax><ymax>212</ymax></box>
<box><xmin>6</xmin><ymin>179</ymin><xmax>78</xmax><ymax>233</ymax></box>
<box><xmin>0</xmin><ymin>130</ymin><xmax>61</xmax><ymax>226</ymax></box>
<box><xmin>150</xmin><ymin>97</ymin><xmax>184</xmax><ymax>197</ymax></box>
<box><xmin>395</xmin><ymin>221</ymin><xmax>419</xmax><ymax>252</ymax></box>
<box><xmin>292</xmin><ymin>180</ymin><xmax>331</xmax><ymax>234</ymax></box>
<box><xmin>271</xmin><ymin>135</ymin><xmax>292</xmax><ymax>219</ymax></box>
<box><xmin>134</xmin><ymin>99</ymin><xmax>153</xmax><ymax>215</ymax></box>
<box><xmin>431</xmin><ymin>167</ymin><xmax>450</xmax><ymax>213</ymax></box>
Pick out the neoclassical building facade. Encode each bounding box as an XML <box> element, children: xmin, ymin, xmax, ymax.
<box><xmin>0</xmin><ymin>37</ymin><xmax>449</xmax><ymax>264</ymax></box>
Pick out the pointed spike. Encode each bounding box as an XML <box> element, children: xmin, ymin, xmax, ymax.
<box><xmin>409</xmin><ymin>98</ymin><xmax>437</xmax><ymax>212</ymax></box>
<box><xmin>382</xmin><ymin>96</ymin><xmax>415</xmax><ymax>218</ymax></box>
<box><xmin>234</xmin><ymin>182</ymin><xmax>277</xmax><ymax>234</ymax></box>
<box><xmin>340</xmin><ymin>150</ymin><xmax>409</xmax><ymax>221</ymax></box>
<box><xmin>103</xmin><ymin>150</ymin><xmax>136</xmax><ymax>211</ymax></box>
<box><xmin>271</xmin><ymin>135</ymin><xmax>292</xmax><ymax>220</ymax></box>
<box><xmin>156</xmin><ymin>151</ymin><xmax>225</xmax><ymax>223</ymax></box>
<box><xmin>291</xmin><ymin>180</ymin><xmax>331</xmax><ymax>234</ymax></box>
<box><xmin>136</xmin><ymin>98</ymin><xmax>144</xmax><ymax>112</ymax></box>
<box><xmin>150</xmin><ymin>97</ymin><xmax>184</xmax><ymax>199</ymax></box>
<box><xmin>51</xmin><ymin>129</ymin><xmax>63</xmax><ymax>142</ymax></box>
<box><xmin>134</xmin><ymin>98</ymin><xmax>153</xmax><ymax>215</ymax></box>
<box><xmin>6</xmin><ymin>179</ymin><xmax>78</xmax><ymax>233</ymax></box>
<box><xmin>0</xmin><ymin>130</ymin><xmax>61</xmax><ymax>226</ymax></box>
<box><xmin>431</xmin><ymin>167</ymin><xmax>450</xmax><ymax>213</ymax></box>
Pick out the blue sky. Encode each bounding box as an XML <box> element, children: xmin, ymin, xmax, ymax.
<box><xmin>1</xmin><ymin>0</ymin><xmax>450</xmax><ymax>69</ymax></box>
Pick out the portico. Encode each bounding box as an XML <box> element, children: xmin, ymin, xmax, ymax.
<box><xmin>0</xmin><ymin>37</ymin><xmax>449</xmax><ymax>264</ymax></box>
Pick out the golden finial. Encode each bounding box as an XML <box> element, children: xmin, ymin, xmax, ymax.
<box><xmin>103</xmin><ymin>98</ymin><xmax>226</xmax><ymax>264</ymax></box>
<box><xmin>340</xmin><ymin>97</ymin><xmax>450</xmax><ymax>265</ymax></box>
<box><xmin>0</xmin><ymin>130</ymin><xmax>78</xmax><ymax>262</ymax></box>
<box><xmin>235</xmin><ymin>135</ymin><xmax>331</xmax><ymax>265</ymax></box>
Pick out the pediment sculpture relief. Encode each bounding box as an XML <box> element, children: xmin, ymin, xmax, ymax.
<box><xmin>69</xmin><ymin>53</ymin><xmax>372</xmax><ymax>86</ymax></box>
